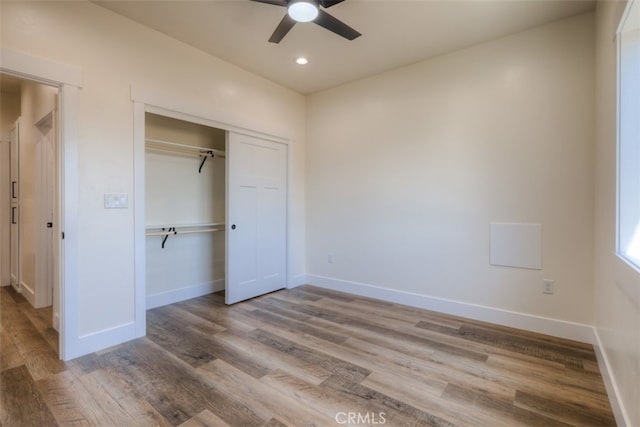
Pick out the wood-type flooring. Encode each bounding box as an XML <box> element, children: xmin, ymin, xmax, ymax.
<box><xmin>0</xmin><ymin>284</ymin><xmax>616</xmax><ymax>426</ymax></box>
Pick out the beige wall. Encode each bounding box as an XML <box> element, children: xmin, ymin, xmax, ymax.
<box><xmin>594</xmin><ymin>1</ymin><xmax>639</xmax><ymax>425</ymax></box>
<box><xmin>1</xmin><ymin>1</ymin><xmax>306</xmax><ymax>337</ymax></box>
<box><xmin>306</xmin><ymin>13</ymin><xmax>595</xmax><ymax>324</ymax></box>
<box><xmin>0</xmin><ymin>91</ymin><xmax>20</xmax><ymax>141</ymax></box>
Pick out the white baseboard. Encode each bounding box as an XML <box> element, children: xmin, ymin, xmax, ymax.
<box><xmin>146</xmin><ymin>279</ymin><xmax>225</xmax><ymax>310</ymax></box>
<box><xmin>593</xmin><ymin>328</ymin><xmax>631</xmax><ymax>427</ymax></box>
<box><xmin>10</xmin><ymin>277</ymin><xmax>21</xmax><ymax>293</ymax></box>
<box><xmin>69</xmin><ymin>321</ymin><xmax>139</xmax><ymax>360</ymax></box>
<box><xmin>20</xmin><ymin>280</ymin><xmax>35</xmax><ymax>307</ymax></box>
<box><xmin>288</xmin><ymin>274</ymin><xmax>307</xmax><ymax>289</ymax></box>
<box><xmin>305</xmin><ymin>274</ymin><xmax>595</xmax><ymax>344</ymax></box>
<box><xmin>53</xmin><ymin>312</ymin><xmax>60</xmax><ymax>332</ymax></box>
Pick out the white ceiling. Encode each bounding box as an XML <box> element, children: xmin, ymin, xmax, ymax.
<box><xmin>93</xmin><ymin>0</ymin><xmax>595</xmax><ymax>94</ymax></box>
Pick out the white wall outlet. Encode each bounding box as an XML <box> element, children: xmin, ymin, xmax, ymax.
<box><xmin>104</xmin><ymin>193</ymin><xmax>128</xmax><ymax>209</ymax></box>
<box><xmin>543</xmin><ymin>279</ymin><xmax>554</xmax><ymax>294</ymax></box>
<box><xmin>328</xmin><ymin>253</ymin><xmax>335</xmax><ymax>263</ymax></box>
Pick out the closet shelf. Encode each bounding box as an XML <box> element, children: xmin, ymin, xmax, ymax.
<box><xmin>146</xmin><ymin>222</ymin><xmax>225</xmax><ymax>230</ymax></box>
<box><xmin>146</xmin><ymin>138</ymin><xmax>225</xmax><ymax>173</ymax></box>
<box><xmin>146</xmin><ymin>138</ymin><xmax>225</xmax><ymax>157</ymax></box>
<box><xmin>145</xmin><ymin>223</ymin><xmax>226</xmax><ymax>249</ymax></box>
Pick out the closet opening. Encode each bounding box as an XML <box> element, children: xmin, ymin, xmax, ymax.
<box><xmin>136</xmin><ymin>103</ymin><xmax>289</xmax><ymax>336</ymax></box>
<box><xmin>145</xmin><ymin>113</ymin><xmax>227</xmax><ymax>309</ymax></box>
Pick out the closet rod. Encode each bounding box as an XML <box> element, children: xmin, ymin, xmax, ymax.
<box><xmin>146</xmin><ymin>222</ymin><xmax>225</xmax><ymax>230</ymax></box>
<box><xmin>146</xmin><ymin>225</ymin><xmax>225</xmax><ymax>248</ymax></box>
<box><xmin>145</xmin><ymin>227</ymin><xmax>225</xmax><ymax>237</ymax></box>
<box><xmin>146</xmin><ymin>138</ymin><xmax>226</xmax><ymax>158</ymax></box>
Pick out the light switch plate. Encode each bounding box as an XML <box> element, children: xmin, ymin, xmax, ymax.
<box><xmin>104</xmin><ymin>193</ymin><xmax>128</xmax><ymax>209</ymax></box>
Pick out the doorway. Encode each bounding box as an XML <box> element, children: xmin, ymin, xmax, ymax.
<box><xmin>0</xmin><ymin>74</ymin><xmax>60</xmax><ymax>340</ymax></box>
<box><xmin>1</xmin><ymin>48</ymin><xmax>81</xmax><ymax>360</ymax></box>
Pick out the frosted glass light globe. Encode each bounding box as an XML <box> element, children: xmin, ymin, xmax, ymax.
<box><xmin>288</xmin><ymin>1</ymin><xmax>318</xmax><ymax>22</ymax></box>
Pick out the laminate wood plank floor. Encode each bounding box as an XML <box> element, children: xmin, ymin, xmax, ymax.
<box><xmin>0</xmin><ymin>285</ymin><xmax>616</xmax><ymax>426</ymax></box>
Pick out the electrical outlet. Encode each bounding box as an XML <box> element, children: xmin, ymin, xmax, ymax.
<box><xmin>543</xmin><ymin>279</ymin><xmax>554</xmax><ymax>295</ymax></box>
<box><xmin>328</xmin><ymin>253</ymin><xmax>335</xmax><ymax>264</ymax></box>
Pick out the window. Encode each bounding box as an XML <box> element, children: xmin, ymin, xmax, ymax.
<box><xmin>617</xmin><ymin>0</ymin><xmax>640</xmax><ymax>268</ymax></box>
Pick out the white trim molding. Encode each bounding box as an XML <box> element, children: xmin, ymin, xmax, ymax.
<box><xmin>58</xmin><ymin>84</ymin><xmax>80</xmax><ymax>361</ymax></box>
<box><xmin>19</xmin><ymin>280</ymin><xmax>35</xmax><ymax>307</ymax></box>
<box><xmin>593</xmin><ymin>328</ymin><xmax>632</xmax><ymax>427</ymax></box>
<box><xmin>146</xmin><ymin>279</ymin><xmax>225</xmax><ymax>310</ymax></box>
<box><xmin>305</xmin><ymin>274</ymin><xmax>596</xmax><ymax>344</ymax></box>
<box><xmin>74</xmin><ymin>322</ymin><xmax>137</xmax><ymax>358</ymax></box>
<box><xmin>133</xmin><ymin>102</ymin><xmax>147</xmax><ymax>339</ymax></box>
<box><xmin>288</xmin><ymin>274</ymin><xmax>308</xmax><ymax>289</ymax></box>
<box><xmin>130</xmin><ymin>85</ymin><xmax>291</xmax><ymax>144</ymax></box>
<box><xmin>0</xmin><ymin>48</ymin><xmax>82</xmax><ymax>88</ymax></box>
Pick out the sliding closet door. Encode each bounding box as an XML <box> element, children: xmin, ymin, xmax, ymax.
<box><xmin>226</xmin><ymin>132</ymin><xmax>287</xmax><ymax>304</ymax></box>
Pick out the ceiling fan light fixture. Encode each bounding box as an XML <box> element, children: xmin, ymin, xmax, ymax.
<box><xmin>288</xmin><ymin>0</ymin><xmax>318</xmax><ymax>22</ymax></box>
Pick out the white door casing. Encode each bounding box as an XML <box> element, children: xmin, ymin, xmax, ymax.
<box><xmin>226</xmin><ymin>132</ymin><xmax>287</xmax><ymax>304</ymax></box>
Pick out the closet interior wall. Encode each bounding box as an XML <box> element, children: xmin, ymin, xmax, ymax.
<box><xmin>145</xmin><ymin>113</ymin><xmax>226</xmax><ymax>309</ymax></box>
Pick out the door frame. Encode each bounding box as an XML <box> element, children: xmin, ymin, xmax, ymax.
<box><xmin>132</xmin><ymin>86</ymin><xmax>293</xmax><ymax>333</ymax></box>
<box><xmin>1</xmin><ymin>48</ymin><xmax>81</xmax><ymax>360</ymax></box>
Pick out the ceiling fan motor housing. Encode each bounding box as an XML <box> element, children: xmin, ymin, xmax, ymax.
<box><xmin>251</xmin><ymin>0</ymin><xmax>361</xmax><ymax>43</ymax></box>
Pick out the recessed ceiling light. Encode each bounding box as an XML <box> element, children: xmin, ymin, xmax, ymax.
<box><xmin>296</xmin><ymin>57</ymin><xmax>309</xmax><ymax>65</ymax></box>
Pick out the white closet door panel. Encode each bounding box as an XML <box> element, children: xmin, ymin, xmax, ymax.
<box><xmin>257</xmin><ymin>178</ymin><xmax>286</xmax><ymax>282</ymax></box>
<box><xmin>234</xmin><ymin>177</ymin><xmax>259</xmax><ymax>286</ymax></box>
<box><xmin>226</xmin><ymin>132</ymin><xmax>287</xmax><ymax>304</ymax></box>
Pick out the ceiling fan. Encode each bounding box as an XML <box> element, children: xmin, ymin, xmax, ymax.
<box><xmin>250</xmin><ymin>0</ymin><xmax>361</xmax><ymax>44</ymax></box>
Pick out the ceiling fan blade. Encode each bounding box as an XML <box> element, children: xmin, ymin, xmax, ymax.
<box><xmin>269</xmin><ymin>14</ymin><xmax>297</xmax><ymax>43</ymax></box>
<box><xmin>314</xmin><ymin>9</ymin><xmax>361</xmax><ymax>40</ymax></box>
<box><xmin>319</xmin><ymin>0</ymin><xmax>346</xmax><ymax>8</ymax></box>
<box><xmin>250</xmin><ymin>0</ymin><xmax>287</xmax><ymax>7</ymax></box>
